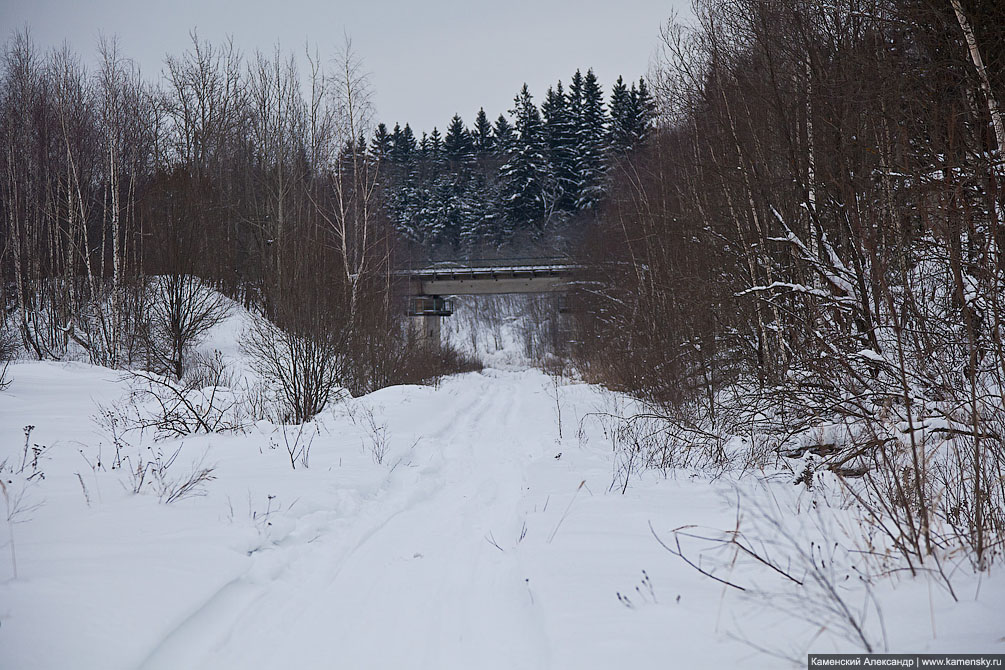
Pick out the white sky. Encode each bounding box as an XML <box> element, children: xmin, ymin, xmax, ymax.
<box><xmin>1</xmin><ymin>0</ymin><xmax>690</xmax><ymax>133</ymax></box>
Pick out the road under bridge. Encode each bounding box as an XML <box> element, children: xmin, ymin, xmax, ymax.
<box><xmin>395</xmin><ymin>259</ymin><xmax>579</xmax><ymax>343</ymax></box>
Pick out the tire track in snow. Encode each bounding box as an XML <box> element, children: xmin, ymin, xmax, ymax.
<box><xmin>138</xmin><ymin>378</ymin><xmax>493</xmax><ymax>669</ymax></box>
<box><xmin>140</xmin><ymin>371</ymin><xmax>552</xmax><ymax>670</ymax></box>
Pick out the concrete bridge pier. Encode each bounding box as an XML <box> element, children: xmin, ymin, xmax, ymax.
<box><xmin>408</xmin><ymin>310</ymin><xmax>442</xmax><ymax>344</ymax></box>
<box><xmin>406</xmin><ymin>294</ymin><xmax>452</xmax><ymax>346</ymax></box>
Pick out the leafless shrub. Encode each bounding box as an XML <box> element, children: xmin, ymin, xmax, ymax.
<box><xmin>135</xmin><ymin>368</ymin><xmax>243</xmax><ymax>437</ymax></box>
<box><xmin>95</xmin><ymin>365</ymin><xmax>244</xmax><ymax>444</ymax></box>
<box><xmin>141</xmin><ymin>274</ymin><xmax>230</xmax><ymax>381</ymax></box>
<box><xmin>653</xmin><ymin>486</ymin><xmax>890</xmax><ymax>657</ymax></box>
<box><xmin>0</xmin><ymin>319</ymin><xmax>18</xmax><ymax>390</ymax></box>
<box><xmin>236</xmin><ymin>380</ymin><xmax>283</xmax><ymax>424</ymax></box>
<box><xmin>243</xmin><ymin>312</ymin><xmax>349</xmax><ymax>425</ymax></box>
<box><xmin>0</xmin><ymin>478</ymin><xmax>34</xmax><ymax>579</ymax></box>
<box><xmin>582</xmin><ymin>404</ymin><xmax>735</xmax><ymax>493</ymax></box>
<box><xmin>1</xmin><ymin>427</ymin><xmax>47</xmax><ymax>580</ymax></box>
<box><xmin>122</xmin><ymin>443</ymin><xmax>215</xmax><ymax>503</ymax></box>
<box><xmin>392</xmin><ymin>339</ymin><xmax>483</xmax><ymax>388</ymax></box>
<box><xmin>360</xmin><ymin>406</ymin><xmax>389</xmax><ymax>464</ymax></box>
<box><xmin>183</xmin><ymin>350</ymin><xmax>235</xmax><ymax>389</ymax></box>
<box><xmin>271</xmin><ymin>422</ymin><xmax>317</xmax><ymax>470</ymax></box>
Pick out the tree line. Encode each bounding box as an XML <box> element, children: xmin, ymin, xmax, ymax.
<box><xmin>0</xmin><ymin>28</ymin><xmax>654</xmax><ymax>403</ymax></box>
<box><xmin>571</xmin><ymin>0</ymin><xmax>1005</xmax><ymax>569</ymax></box>
<box><xmin>372</xmin><ymin>71</ymin><xmax>654</xmax><ymax>255</ymax></box>
<box><xmin>0</xmin><ymin>31</ymin><xmax>463</xmax><ymax>413</ymax></box>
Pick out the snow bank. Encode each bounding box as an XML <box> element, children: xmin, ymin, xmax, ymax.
<box><xmin>0</xmin><ymin>355</ymin><xmax>1001</xmax><ymax>668</ymax></box>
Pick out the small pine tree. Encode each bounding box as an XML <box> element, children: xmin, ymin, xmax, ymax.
<box><xmin>444</xmin><ymin>114</ymin><xmax>474</xmax><ymax>165</ymax></box>
<box><xmin>419</xmin><ymin>131</ymin><xmax>430</xmax><ymax>158</ymax></box>
<box><xmin>401</xmin><ymin>124</ymin><xmax>417</xmax><ymax>154</ymax></box>
<box><xmin>389</xmin><ymin>122</ymin><xmax>415</xmax><ymax>164</ymax></box>
<box><xmin>608</xmin><ymin>75</ymin><xmax>634</xmax><ymax>155</ymax></box>
<box><xmin>473</xmin><ymin>107</ymin><xmax>494</xmax><ymax>154</ymax></box>
<box><xmin>633</xmin><ymin>77</ymin><xmax>655</xmax><ymax>143</ymax></box>
<box><xmin>428</xmin><ymin>127</ymin><xmax>444</xmax><ymax>162</ymax></box>
<box><xmin>370</xmin><ymin>122</ymin><xmax>392</xmax><ymax>161</ymax></box>
<box><xmin>493</xmin><ymin>114</ymin><xmax>515</xmax><ymax>155</ymax></box>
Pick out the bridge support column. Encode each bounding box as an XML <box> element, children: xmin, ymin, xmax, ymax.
<box><xmin>409</xmin><ymin>313</ymin><xmax>441</xmax><ymax>346</ymax></box>
<box><xmin>406</xmin><ymin>292</ymin><xmax>451</xmax><ymax>347</ymax></box>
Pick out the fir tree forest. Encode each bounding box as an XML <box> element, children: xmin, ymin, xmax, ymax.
<box><xmin>372</xmin><ymin>71</ymin><xmax>654</xmax><ymax>256</ymax></box>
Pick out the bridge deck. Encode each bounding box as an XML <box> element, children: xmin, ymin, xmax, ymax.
<box><xmin>397</xmin><ymin>263</ymin><xmax>579</xmax><ymax>296</ymax></box>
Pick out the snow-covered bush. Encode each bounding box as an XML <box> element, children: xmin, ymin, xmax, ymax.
<box><xmin>95</xmin><ymin>366</ymin><xmax>246</xmax><ymax>444</ymax></box>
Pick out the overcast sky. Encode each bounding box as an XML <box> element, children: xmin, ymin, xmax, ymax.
<box><xmin>1</xmin><ymin>0</ymin><xmax>688</xmax><ymax>133</ymax></box>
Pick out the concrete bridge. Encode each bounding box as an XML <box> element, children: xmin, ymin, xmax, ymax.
<box><xmin>396</xmin><ymin>259</ymin><xmax>578</xmax><ymax>342</ymax></box>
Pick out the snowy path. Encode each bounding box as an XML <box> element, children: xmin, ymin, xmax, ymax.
<box><xmin>141</xmin><ymin>372</ymin><xmax>552</xmax><ymax>669</ymax></box>
<box><xmin>2</xmin><ymin>364</ymin><xmax>1002</xmax><ymax>669</ymax></box>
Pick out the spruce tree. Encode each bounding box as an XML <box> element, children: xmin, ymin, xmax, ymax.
<box><xmin>375</xmin><ymin>65</ymin><xmax>644</xmax><ymax>246</ymax></box>
<box><xmin>473</xmin><ymin>108</ymin><xmax>494</xmax><ymax>154</ymax></box>
<box><xmin>459</xmin><ymin>172</ymin><xmax>499</xmax><ymax>253</ymax></box>
<box><xmin>419</xmin><ymin>131</ymin><xmax>430</xmax><ymax>158</ymax></box>
<box><xmin>401</xmin><ymin>123</ymin><xmax>417</xmax><ymax>155</ymax></box>
<box><xmin>444</xmin><ymin>114</ymin><xmax>474</xmax><ymax>165</ymax></box>
<box><xmin>370</xmin><ymin>122</ymin><xmax>392</xmax><ymax>161</ymax></box>
<box><xmin>576</xmin><ymin>69</ymin><xmax>607</xmax><ymax>210</ymax></box>
<box><xmin>567</xmin><ymin>70</ymin><xmax>586</xmax><ymax>204</ymax></box>
<box><xmin>542</xmin><ymin>81</ymin><xmax>577</xmax><ymax>212</ymax></box>
<box><xmin>568</xmin><ymin>70</ymin><xmax>584</xmax><ymax>123</ymax></box>
<box><xmin>608</xmin><ymin>75</ymin><xmax>634</xmax><ymax>155</ymax></box>
<box><xmin>633</xmin><ymin>77</ymin><xmax>655</xmax><ymax>144</ymax></box>
<box><xmin>627</xmin><ymin>81</ymin><xmax>640</xmax><ymax>147</ymax></box>
<box><xmin>423</xmin><ymin>175</ymin><xmax>466</xmax><ymax>247</ymax></box>
<box><xmin>499</xmin><ymin>84</ymin><xmax>547</xmax><ymax>227</ymax></box>
<box><xmin>390</xmin><ymin>123</ymin><xmax>403</xmax><ymax>157</ymax></box>
<box><xmin>390</xmin><ymin>122</ymin><xmax>415</xmax><ymax>163</ymax></box>
<box><xmin>493</xmin><ymin>114</ymin><xmax>515</xmax><ymax>155</ymax></box>
<box><xmin>391</xmin><ymin>183</ymin><xmax>424</xmax><ymax>243</ymax></box>
<box><xmin>428</xmin><ymin>127</ymin><xmax>444</xmax><ymax>162</ymax></box>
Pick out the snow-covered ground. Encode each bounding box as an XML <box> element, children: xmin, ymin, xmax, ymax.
<box><xmin>442</xmin><ymin>294</ymin><xmax>562</xmax><ymax>368</ymax></box>
<box><xmin>0</xmin><ymin>314</ymin><xmax>1002</xmax><ymax>668</ymax></box>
